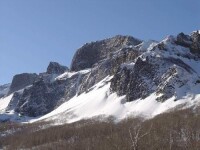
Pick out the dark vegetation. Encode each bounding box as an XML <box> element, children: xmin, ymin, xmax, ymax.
<box><xmin>1</xmin><ymin>108</ymin><xmax>200</xmax><ymax>150</ymax></box>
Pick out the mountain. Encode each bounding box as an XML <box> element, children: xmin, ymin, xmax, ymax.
<box><xmin>0</xmin><ymin>31</ymin><xmax>200</xmax><ymax>123</ymax></box>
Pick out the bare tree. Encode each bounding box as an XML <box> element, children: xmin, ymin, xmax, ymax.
<box><xmin>129</xmin><ymin>122</ymin><xmax>153</xmax><ymax>150</ymax></box>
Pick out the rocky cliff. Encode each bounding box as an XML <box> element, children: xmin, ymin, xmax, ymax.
<box><xmin>47</xmin><ymin>62</ymin><xmax>69</xmax><ymax>74</ymax></box>
<box><xmin>8</xmin><ymin>73</ymin><xmax>39</xmax><ymax>95</ymax></box>
<box><xmin>70</xmin><ymin>35</ymin><xmax>142</xmax><ymax>71</ymax></box>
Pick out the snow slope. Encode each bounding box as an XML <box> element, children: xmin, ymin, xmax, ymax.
<box><xmin>0</xmin><ymin>73</ymin><xmax>200</xmax><ymax>124</ymax></box>
<box><xmin>1</xmin><ymin>65</ymin><xmax>200</xmax><ymax>124</ymax></box>
<box><xmin>0</xmin><ymin>94</ymin><xmax>13</xmax><ymax>112</ymax></box>
<box><xmin>30</xmin><ymin>75</ymin><xmax>200</xmax><ymax>124</ymax></box>
<box><xmin>55</xmin><ymin>69</ymin><xmax>91</xmax><ymax>80</ymax></box>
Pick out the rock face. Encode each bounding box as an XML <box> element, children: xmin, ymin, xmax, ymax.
<box><xmin>47</xmin><ymin>62</ymin><xmax>68</xmax><ymax>74</ymax></box>
<box><xmin>6</xmin><ymin>91</ymin><xmax>21</xmax><ymax>111</ymax></box>
<box><xmin>78</xmin><ymin>47</ymin><xmax>140</xmax><ymax>95</ymax></box>
<box><xmin>176</xmin><ymin>32</ymin><xmax>192</xmax><ymax>47</ymax></box>
<box><xmin>176</xmin><ymin>31</ymin><xmax>200</xmax><ymax>54</ymax></box>
<box><xmin>10</xmin><ymin>71</ymin><xmax>89</xmax><ymax>117</ymax></box>
<box><xmin>190</xmin><ymin>31</ymin><xmax>200</xmax><ymax>54</ymax></box>
<box><xmin>111</xmin><ymin>57</ymin><xmax>155</xmax><ymax>101</ymax></box>
<box><xmin>8</xmin><ymin>73</ymin><xmax>39</xmax><ymax>95</ymax></box>
<box><xmin>14</xmin><ymin>79</ymin><xmax>62</xmax><ymax>117</ymax></box>
<box><xmin>4</xmin><ymin>61</ymin><xmax>70</xmax><ymax>117</ymax></box>
<box><xmin>70</xmin><ymin>35</ymin><xmax>142</xmax><ymax>71</ymax></box>
<box><xmin>110</xmin><ymin>56</ymin><xmax>194</xmax><ymax>102</ymax></box>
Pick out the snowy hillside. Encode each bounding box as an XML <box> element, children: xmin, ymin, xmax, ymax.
<box><xmin>31</xmin><ymin>76</ymin><xmax>200</xmax><ymax>124</ymax></box>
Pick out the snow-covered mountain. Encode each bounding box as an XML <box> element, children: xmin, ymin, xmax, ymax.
<box><xmin>0</xmin><ymin>31</ymin><xmax>200</xmax><ymax>123</ymax></box>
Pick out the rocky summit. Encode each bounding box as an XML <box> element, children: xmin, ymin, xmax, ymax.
<box><xmin>47</xmin><ymin>62</ymin><xmax>69</xmax><ymax>74</ymax></box>
<box><xmin>1</xmin><ymin>31</ymin><xmax>200</xmax><ymax>122</ymax></box>
<box><xmin>8</xmin><ymin>73</ymin><xmax>39</xmax><ymax>95</ymax></box>
<box><xmin>70</xmin><ymin>35</ymin><xmax>142</xmax><ymax>71</ymax></box>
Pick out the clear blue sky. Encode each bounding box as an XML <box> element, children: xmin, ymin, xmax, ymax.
<box><xmin>0</xmin><ymin>0</ymin><xmax>200</xmax><ymax>84</ymax></box>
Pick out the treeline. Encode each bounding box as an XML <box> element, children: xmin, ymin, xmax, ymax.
<box><xmin>1</xmin><ymin>108</ymin><xmax>200</xmax><ymax>150</ymax></box>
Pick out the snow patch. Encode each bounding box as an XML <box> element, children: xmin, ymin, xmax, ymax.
<box><xmin>0</xmin><ymin>94</ymin><xmax>13</xmax><ymax>112</ymax></box>
<box><xmin>56</xmin><ymin>69</ymin><xmax>91</xmax><ymax>80</ymax></box>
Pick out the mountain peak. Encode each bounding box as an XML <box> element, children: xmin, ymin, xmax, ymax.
<box><xmin>8</xmin><ymin>73</ymin><xmax>39</xmax><ymax>95</ymax></box>
<box><xmin>70</xmin><ymin>35</ymin><xmax>142</xmax><ymax>71</ymax></box>
<box><xmin>47</xmin><ymin>62</ymin><xmax>69</xmax><ymax>74</ymax></box>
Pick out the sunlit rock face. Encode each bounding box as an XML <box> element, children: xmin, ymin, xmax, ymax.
<box><xmin>8</xmin><ymin>73</ymin><xmax>39</xmax><ymax>95</ymax></box>
<box><xmin>110</xmin><ymin>56</ymin><xmax>194</xmax><ymax>102</ymax></box>
<box><xmin>47</xmin><ymin>62</ymin><xmax>69</xmax><ymax>74</ymax></box>
<box><xmin>70</xmin><ymin>35</ymin><xmax>142</xmax><ymax>71</ymax></box>
<box><xmin>176</xmin><ymin>31</ymin><xmax>200</xmax><ymax>55</ymax></box>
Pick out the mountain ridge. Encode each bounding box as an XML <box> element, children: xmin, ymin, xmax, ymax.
<box><xmin>0</xmin><ymin>31</ymin><xmax>200</xmax><ymax>123</ymax></box>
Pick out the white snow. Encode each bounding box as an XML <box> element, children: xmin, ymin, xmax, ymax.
<box><xmin>138</xmin><ymin>40</ymin><xmax>158</xmax><ymax>52</ymax></box>
<box><xmin>191</xmin><ymin>30</ymin><xmax>200</xmax><ymax>34</ymax></box>
<box><xmin>121</xmin><ymin>62</ymin><xmax>135</xmax><ymax>69</ymax></box>
<box><xmin>56</xmin><ymin>69</ymin><xmax>91</xmax><ymax>80</ymax></box>
<box><xmin>0</xmin><ymin>94</ymin><xmax>13</xmax><ymax>112</ymax></box>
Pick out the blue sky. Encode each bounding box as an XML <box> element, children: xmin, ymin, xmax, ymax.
<box><xmin>0</xmin><ymin>0</ymin><xmax>200</xmax><ymax>84</ymax></box>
